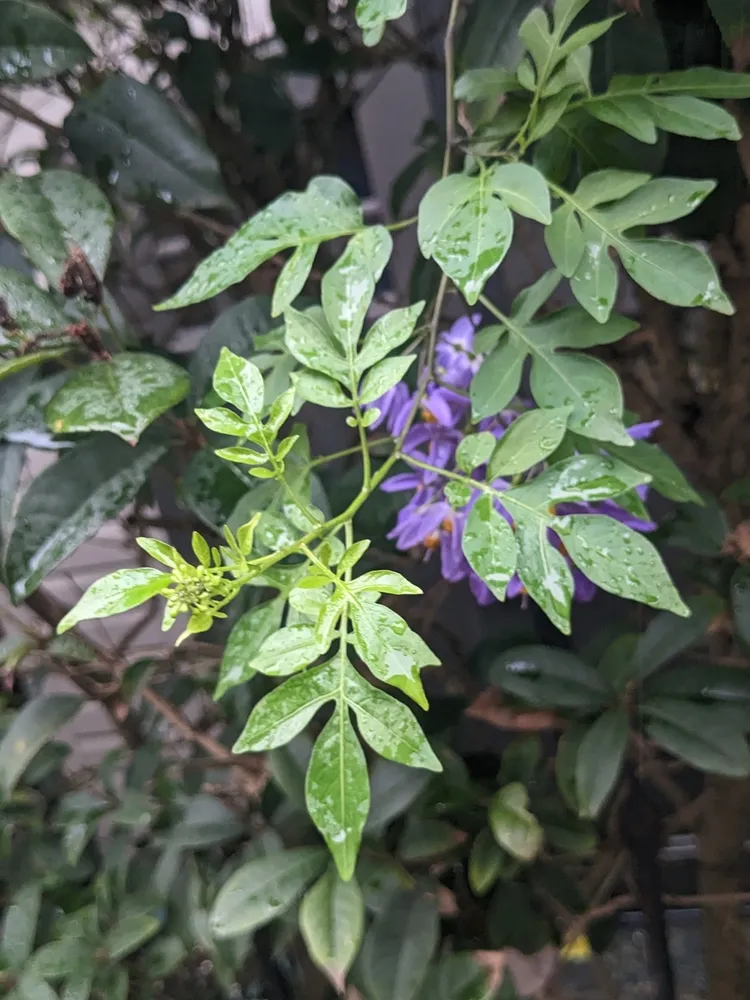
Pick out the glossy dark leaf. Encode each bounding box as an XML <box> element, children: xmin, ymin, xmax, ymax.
<box><xmin>366</xmin><ymin>759</ymin><xmax>431</xmax><ymax>835</ymax></box>
<box><xmin>4</xmin><ymin>433</ymin><xmax>165</xmax><ymax>601</ymax></box>
<box><xmin>0</xmin><ymin>883</ymin><xmax>41</xmax><ymax>968</ymax></box>
<box><xmin>66</xmin><ymin>75</ymin><xmax>230</xmax><ymax>209</ymax></box>
<box><xmin>490</xmin><ymin>644</ymin><xmax>611</xmax><ymax>710</ymax></box>
<box><xmin>0</xmin><ymin>0</ymin><xmax>91</xmax><ymax>82</ymax></box>
<box><xmin>642</xmin><ymin>697</ymin><xmax>750</xmax><ymax>777</ymax></box>
<box><xmin>575</xmin><ymin>707</ymin><xmax>628</xmax><ymax>818</ymax></box>
<box><xmin>361</xmin><ymin>890</ymin><xmax>438</xmax><ymax>1000</ymax></box>
<box><xmin>0</xmin><ymin>694</ymin><xmax>81</xmax><ymax>797</ymax></box>
<box><xmin>635</xmin><ymin>594</ymin><xmax>723</xmax><ymax>678</ymax></box>
<box><xmin>0</xmin><ymin>170</ymin><xmax>114</xmax><ymax>283</ymax></box>
<box><xmin>210</xmin><ymin>847</ymin><xmax>326</xmax><ymax>938</ymax></box>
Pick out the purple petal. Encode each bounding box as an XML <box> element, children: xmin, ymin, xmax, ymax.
<box><xmin>440</xmin><ymin>517</ymin><xmax>468</xmax><ymax>582</ymax></box>
<box><xmin>381</xmin><ymin>473</ymin><xmax>423</xmax><ymax>493</ymax></box>
<box><xmin>470</xmin><ymin>572</ymin><xmax>495</xmax><ymax>606</ymax></box>
<box><xmin>388</xmin><ymin>501</ymin><xmax>447</xmax><ymax>550</ymax></box>
<box><xmin>627</xmin><ymin>420</ymin><xmax>661</xmax><ymax>441</ymax></box>
<box><xmin>573</xmin><ymin>568</ymin><xmax>597</xmax><ymax>602</ymax></box>
<box><xmin>506</xmin><ymin>574</ymin><xmax>526</xmax><ymax>599</ymax></box>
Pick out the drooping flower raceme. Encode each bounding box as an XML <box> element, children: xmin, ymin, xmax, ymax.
<box><xmin>365</xmin><ymin>315</ymin><xmax>660</xmax><ymax>608</ymax></box>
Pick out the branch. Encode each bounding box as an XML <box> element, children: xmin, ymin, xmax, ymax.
<box><xmin>0</xmin><ymin>92</ymin><xmax>64</xmax><ymax>140</ymax></box>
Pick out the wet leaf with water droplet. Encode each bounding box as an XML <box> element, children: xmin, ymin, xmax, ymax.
<box><xmin>0</xmin><ymin>0</ymin><xmax>91</xmax><ymax>82</ymax></box>
<box><xmin>554</xmin><ymin>513</ymin><xmax>689</xmax><ymax>615</ymax></box>
<box><xmin>306</xmin><ymin>704</ymin><xmax>370</xmax><ymax>880</ymax></box>
<box><xmin>46</xmin><ymin>353</ymin><xmax>190</xmax><ymax>443</ymax></box>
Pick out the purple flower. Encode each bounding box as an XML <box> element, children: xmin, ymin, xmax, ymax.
<box><xmin>435</xmin><ymin>314</ymin><xmax>482</xmax><ymax>389</ymax></box>
<box><xmin>364</xmin><ymin>382</ymin><xmax>410</xmax><ymax>433</ymax></box>
<box><xmin>628</xmin><ymin>419</ymin><xmax>661</xmax><ymax>441</ymax></box>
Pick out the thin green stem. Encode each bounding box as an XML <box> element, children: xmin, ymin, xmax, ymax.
<box><xmin>308</xmin><ymin>437</ymin><xmax>393</xmax><ymax>469</ymax></box>
<box><xmin>442</xmin><ymin>0</ymin><xmax>462</xmax><ymax>178</ymax></box>
<box><xmin>386</xmin><ymin>215</ymin><xmax>418</xmax><ymax>233</ymax></box>
<box><xmin>300</xmin><ymin>542</ymin><xmax>342</xmax><ymax>589</ymax></box>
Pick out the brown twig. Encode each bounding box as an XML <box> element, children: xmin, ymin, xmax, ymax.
<box><xmin>0</xmin><ymin>93</ymin><xmax>64</xmax><ymax>140</ymax></box>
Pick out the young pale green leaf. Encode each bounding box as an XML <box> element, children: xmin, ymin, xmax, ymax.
<box><xmin>555</xmin><ymin>514</ymin><xmax>688</xmax><ymax>616</ymax></box>
<box><xmin>210</xmin><ymin>847</ymin><xmax>327</xmax><ymax>938</ymax></box>
<box><xmin>356</xmin><ymin>302</ymin><xmax>425</xmax><ymax>374</ymax></box>
<box><xmin>233</xmin><ymin>660</ymin><xmax>338</xmax><ymax>751</ymax></box>
<box><xmin>213</xmin><ymin>347</ymin><xmax>264</xmax><ymax>415</ymax></box>
<box><xmin>488</xmin><ymin>783</ymin><xmax>543</xmax><ymax>862</ymax></box>
<box><xmin>344</xmin><ymin>665</ymin><xmax>441</xmax><ymax>771</ymax></box>
<box><xmin>489</xmin><ymin>644</ymin><xmax>611</xmax><ymax>710</ymax></box>
<box><xmin>355</xmin><ymin>0</ymin><xmax>407</xmax><ymax>45</ymax></box>
<box><xmin>456</xmin><ymin>431</ymin><xmax>496</xmax><ymax>472</ymax></box>
<box><xmin>306</xmin><ymin>704</ymin><xmax>370</xmax><ymax>880</ymax></box>
<box><xmin>299</xmin><ymin>869</ymin><xmax>364</xmax><ymax>991</ymax></box>
<box><xmin>293</xmin><ymin>370</ymin><xmax>352</xmax><ymax>409</ymax></box>
<box><xmin>272</xmin><ymin>243</ymin><xmax>318</xmax><ymax>317</ymax></box>
<box><xmin>558</xmin><ymin>14</ymin><xmax>620</xmax><ymax>57</ymax></box>
<box><xmin>57</xmin><ymin>568</ymin><xmax>171</xmax><ymax>634</ymax></box>
<box><xmin>470</xmin><ymin>336</ymin><xmax>526</xmax><ymax>420</ymax></box>
<box><xmin>554</xmin><ymin>0</ymin><xmax>592</xmax><ymax>34</ymax></box>
<box><xmin>215</xmin><ymin>598</ymin><xmax>284</xmax><ymax>698</ymax></box>
<box><xmin>285</xmin><ymin>306</ymin><xmax>349</xmax><ymax>381</ymax></box>
<box><xmin>488</xmin><ymin>407</ymin><xmax>571</xmax><ymax>477</ymax></box>
<box><xmin>635</xmin><ymin>594</ymin><xmax>723</xmax><ymax>680</ymax></box>
<box><xmin>469</xmin><ymin>828</ymin><xmax>515</xmax><ymax>897</ymax></box>
<box><xmin>66</xmin><ymin>75</ymin><xmax>229</xmax><ymax>213</ymax></box>
<box><xmin>359</xmin><ymin>354</ymin><xmax>415</xmax><ymax>405</ymax></box>
<box><xmin>490</xmin><ymin>163</ymin><xmax>552</xmax><ymax>224</ymax></box>
<box><xmin>322</xmin><ymin>227</ymin><xmax>392</xmax><ymax>350</ymax></box>
<box><xmin>214</xmin><ymin>445</ymin><xmax>267</xmax><ymax>466</ymax></box>
<box><xmin>158</xmin><ymin>177</ymin><xmax>361</xmax><ymax>309</ymax></box>
<box><xmin>338</xmin><ymin>539</ymin><xmax>371</xmax><ymax>575</ymax></box>
<box><xmin>360</xmin><ymin>890</ymin><xmax>438</xmax><ymax>1000</ymax></box>
<box><xmin>194</xmin><ymin>406</ymin><xmax>250</xmax><ymax>437</ymax></box>
<box><xmin>642</xmin><ymin>698</ymin><xmax>750</xmax><ymax>777</ymax></box>
<box><xmin>418</xmin><ymin>173</ymin><xmax>513</xmax><ymax>305</ymax></box>
<box><xmin>462</xmin><ymin>495</ymin><xmax>517</xmax><ymax>601</ymax></box>
<box><xmin>0</xmin><ymin>883</ymin><xmax>41</xmax><ymax>969</ymax></box>
<box><xmin>519</xmin><ymin>6</ymin><xmax>555</xmax><ymax>76</ymax></box>
<box><xmin>0</xmin><ymin>170</ymin><xmax>112</xmax><ymax>284</ymax></box>
<box><xmin>46</xmin><ymin>354</ymin><xmax>190</xmax><ymax>444</ymax></box>
<box><xmin>349</xmin><ymin>602</ymin><xmax>438</xmax><ymax>709</ymax></box>
<box><xmin>5</xmin><ymin>434</ymin><xmax>165</xmax><ymax>602</ymax></box>
<box><xmin>0</xmin><ymin>0</ymin><xmax>92</xmax><ymax>82</ymax></box>
<box><xmin>350</xmin><ymin>570</ymin><xmax>421</xmax><ymax>596</ymax></box>
<box><xmin>545</xmin><ymin>204</ymin><xmax>585</xmax><ymax>278</ymax></box>
<box><xmin>0</xmin><ymin>694</ymin><xmax>81</xmax><ymax>797</ymax></box>
<box><xmin>575</xmin><ymin>708</ymin><xmax>628</xmax><ymax>819</ymax></box>
<box><xmin>445</xmin><ymin>480</ymin><xmax>473</xmax><ymax>509</ymax></box>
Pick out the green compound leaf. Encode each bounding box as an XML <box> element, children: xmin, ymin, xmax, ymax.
<box><xmin>305</xmin><ymin>704</ymin><xmax>370</xmax><ymax>881</ymax></box>
<box><xmin>471</xmin><ymin>293</ymin><xmax>636</xmax><ymax>444</ymax></box>
<box><xmin>349</xmin><ymin>602</ymin><xmax>439</xmax><ymax>710</ymax></box>
<box><xmin>462</xmin><ymin>495</ymin><xmax>517</xmax><ymax>601</ymax></box>
<box><xmin>547</xmin><ymin>171</ymin><xmax>732</xmax><ymax>322</ymax></box>
<box><xmin>158</xmin><ymin>177</ymin><xmax>362</xmax><ymax>309</ymax></box>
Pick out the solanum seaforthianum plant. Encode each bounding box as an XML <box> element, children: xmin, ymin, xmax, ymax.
<box><xmin>53</xmin><ymin>0</ymin><xmax>746</xmax><ymax>890</ymax></box>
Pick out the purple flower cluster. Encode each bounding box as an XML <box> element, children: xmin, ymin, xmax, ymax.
<box><xmin>365</xmin><ymin>316</ymin><xmax>659</xmax><ymax>607</ymax></box>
